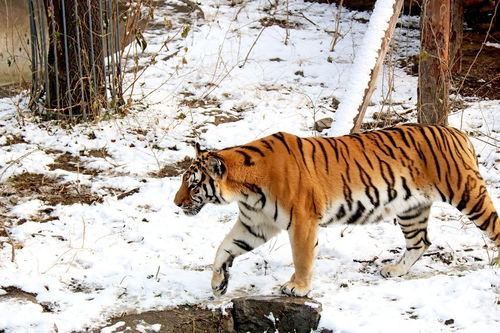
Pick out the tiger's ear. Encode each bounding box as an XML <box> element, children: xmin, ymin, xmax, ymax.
<box><xmin>206</xmin><ymin>154</ymin><xmax>226</xmax><ymax>180</ymax></box>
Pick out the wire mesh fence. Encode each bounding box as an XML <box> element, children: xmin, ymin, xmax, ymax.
<box><xmin>27</xmin><ymin>0</ymin><xmax>130</xmax><ymax>121</ymax></box>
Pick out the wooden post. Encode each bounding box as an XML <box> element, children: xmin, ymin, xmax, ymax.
<box><xmin>418</xmin><ymin>0</ymin><xmax>451</xmax><ymax>125</ymax></box>
<box><xmin>350</xmin><ymin>0</ymin><xmax>404</xmax><ymax>133</ymax></box>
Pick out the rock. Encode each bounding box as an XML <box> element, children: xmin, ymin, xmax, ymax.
<box><xmin>331</xmin><ymin>97</ymin><xmax>340</xmax><ymax>109</ymax></box>
<box><xmin>231</xmin><ymin>295</ymin><xmax>322</xmax><ymax>333</ymax></box>
<box><xmin>314</xmin><ymin>117</ymin><xmax>333</xmax><ymax>132</ymax></box>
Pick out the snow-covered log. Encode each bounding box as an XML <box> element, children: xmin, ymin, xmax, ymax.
<box><xmin>328</xmin><ymin>0</ymin><xmax>404</xmax><ymax>136</ymax></box>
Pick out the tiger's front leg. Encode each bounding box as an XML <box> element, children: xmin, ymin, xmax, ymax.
<box><xmin>280</xmin><ymin>215</ymin><xmax>318</xmax><ymax>297</ymax></box>
<box><xmin>212</xmin><ymin>218</ymin><xmax>279</xmax><ymax>295</ymax></box>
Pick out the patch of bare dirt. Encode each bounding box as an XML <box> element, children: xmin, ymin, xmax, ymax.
<box><xmin>259</xmin><ymin>16</ymin><xmax>302</xmax><ymax>29</ymax></box>
<box><xmin>84</xmin><ymin>148</ymin><xmax>111</xmax><ymax>159</ymax></box>
<box><xmin>99</xmin><ymin>305</ymin><xmax>228</xmax><ymax>333</ymax></box>
<box><xmin>179</xmin><ymin>96</ymin><xmax>221</xmax><ymax>109</ymax></box>
<box><xmin>0</xmin><ymin>134</ymin><xmax>27</xmax><ymax>146</ymax></box>
<box><xmin>154</xmin><ymin>157</ymin><xmax>193</xmax><ymax>178</ymax></box>
<box><xmin>47</xmin><ymin>152</ymin><xmax>100</xmax><ymax>176</ymax></box>
<box><xmin>6</xmin><ymin>172</ymin><xmax>102</xmax><ymax>206</ymax></box>
<box><xmin>361</xmin><ymin>109</ymin><xmax>413</xmax><ymax>131</ymax></box>
<box><xmin>453</xmin><ymin>31</ymin><xmax>500</xmax><ymax>100</ymax></box>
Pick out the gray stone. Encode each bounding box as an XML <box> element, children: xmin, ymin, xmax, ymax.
<box><xmin>231</xmin><ymin>295</ymin><xmax>322</xmax><ymax>333</ymax></box>
<box><xmin>314</xmin><ymin>117</ymin><xmax>333</xmax><ymax>132</ymax></box>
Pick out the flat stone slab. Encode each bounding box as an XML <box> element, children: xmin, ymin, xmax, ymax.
<box><xmin>231</xmin><ymin>295</ymin><xmax>322</xmax><ymax>333</ymax></box>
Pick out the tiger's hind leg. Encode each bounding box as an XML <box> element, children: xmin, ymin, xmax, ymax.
<box><xmin>381</xmin><ymin>206</ymin><xmax>432</xmax><ymax>278</ymax></box>
<box><xmin>456</xmin><ymin>175</ymin><xmax>500</xmax><ymax>266</ymax></box>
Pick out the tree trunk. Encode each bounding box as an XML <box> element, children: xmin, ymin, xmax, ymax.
<box><xmin>43</xmin><ymin>0</ymin><xmax>106</xmax><ymax>120</ymax></box>
<box><xmin>450</xmin><ymin>0</ymin><xmax>463</xmax><ymax>73</ymax></box>
<box><xmin>418</xmin><ymin>0</ymin><xmax>451</xmax><ymax>125</ymax></box>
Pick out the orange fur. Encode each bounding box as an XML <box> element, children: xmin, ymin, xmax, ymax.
<box><xmin>174</xmin><ymin>124</ymin><xmax>500</xmax><ymax>296</ymax></box>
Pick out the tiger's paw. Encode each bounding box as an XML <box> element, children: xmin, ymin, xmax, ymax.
<box><xmin>211</xmin><ymin>267</ymin><xmax>230</xmax><ymax>296</ymax></box>
<box><xmin>280</xmin><ymin>281</ymin><xmax>310</xmax><ymax>297</ymax></box>
<box><xmin>380</xmin><ymin>264</ymin><xmax>407</xmax><ymax>278</ymax></box>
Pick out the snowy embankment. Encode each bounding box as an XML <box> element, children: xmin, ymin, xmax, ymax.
<box><xmin>0</xmin><ymin>1</ymin><xmax>499</xmax><ymax>332</ymax></box>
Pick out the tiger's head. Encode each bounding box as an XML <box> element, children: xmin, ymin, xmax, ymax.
<box><xmin>174</xmin><ymin>143</ymin><xmax>228</xmax><ymax>216</ymax></box>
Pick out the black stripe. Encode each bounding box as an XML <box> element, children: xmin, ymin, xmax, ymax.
<box><xmin>469</xmin><ymin>209</ymin><xmax>487</xmax><ymax>222</ymax></box>
<box><xmin>371</xmin><ymin>132</ymin><xmax>396</xmax><ymax>159</ymax></box>
<box><xmin>398</xmin><ymin>210</ymin><xmax>424</xmax><ymax>220</ymax></box>
<box><xmin>296</xmin><ymin>137</ymin><xmax>308</xmax><ymax>167</ymax></box>
<box><xmin>324</xmin><ymin>138</ymin><xmax>339</xmax><ymax>161</ymax></box>
<box><xmin>287</xmin><ymin>207</ymin><xmax>294</xmax><ymax>230</ymax></box>
<box><xmin>336</xmin><ymin>205</ymin><xmax>346</xmax><ymax>219</ymax></box>
<box><xmin>402</xmin><ymin>228</ymin><xmax>428</xmax><ymax>239</ymax></box>
<box><xmin>435</xmin><ymin>186</ymin><xmax>447</xmax><ymax>202</ymax></box>
<box><xmin>337</xmin><ymin>139</ymin><xmax>350</xmax><ymax>158</ymax></box>
<box><xmin>398</xmin><ymin>216</ymin><xmax>429</xmax><ymax>228</ymax></box>
<box><xmin>378</xmin><ymin>130</ymin><xmax>398</xmax><ymax>148</ymax></box>
<box><xmin>467</xmin><ymin>194</ymin><xmax>486</xmax><ymax>216</ymax></box>
<box><xmin>304</xmin><ymin>138</ymin><xmax>317</xmax><ymax>167</ymax></box>
<box><xmin>407</xmin><ymin>130</ymin><xmax>428</xmax><ymax>166</ymax></box>
<box><xmin>310</xmin><ymin>190</ymin><xmax>318</xmax><ymax>215</ymax></box>
<box><xmin>243</xmin><ymin>184</ymin><xmax>266</xmax><ymax>209</ymax></box>
<box><xmin>240</xmin><ymin>201</ymin><xmax>257</xmax><ymax>212</ymax></box>
<box><xmin>391</xmin><ymin>126</ymin><xmax>411</xmax><ymax>148</ymax></box>
<box><xmin>348</xmin><ymin>133</ymin><xmax>366</xmax><ymax>149</ymax></box>
<box><xmin>239</xmin><ymin>145</ymin><xmax>265</xmax><ymax>157</ymax></box>
<box><xmin>419</xmin><ymin>127</ymin><xmax>442</xmax><ymax>180</ymax></box>
<box><xmin>261</xmin><ymin>139</ymin><xmax>274</xmax><ymax>152</ymax></box>
<box><xmin>272</xmin><ymin>132</ymin><xmax>291</xmax><ymax>154</ymax></box>
<box><xmin>233</xmin><ymin>239</ymin><xmax>253</xmax><ymax>252</ymax></box>
<box><xmin>346</xmin><ymin>201</ymin><xmax>366</xmax><ymax>224</ymax></box>
<box><xmin>241</xmin><ymin>220</ymin><xmax>266</xmax><ymax>241</ymax></box>
<box><xmin>342</xmin><ymin>174</ymin><xmax>353</xmax><ymax>210</ymax></box>
<box><xmin>315</xmin><ymin>139</ymin><xmax>329</xmax><ymax>173</ymax></box>
<box><xmin>356</xmin><ymin>160</ymin><xmax>380</xmax><ymax>207</ymax></box>
<box><xmin>239</xmin><ymin>209</ymin><xmax>251</xmax><ymax>221</ymax></box>
<box><xmin>236</xmin><ymin>150</ymin><xmax>255</xmax><ymax>166</ymax></box>
<box><xmin>362</xmin><ymin>151</ymin><xmax>374</xmax><ymax>169</ymax></box>
<box><xmin>273</xmin><ymin>200</ymin><xmax>278</xmax><ymax>221</ymax></box>
<box><xmin>377</xmin><ymin>156</ymin><xmax>397</xmax><ymax>202</ymax></box>
<box><xmin>401</xmin><ymin>177</ymin><xmax>411</xmax><ymax>200</ymax></box>
<box><xmin>442</xmin><ymin>130</ymin><xmax>464</xmax><ymax>186</ymax></box>
<box><xmin>339</xmin><ymin>148</ymin><xmax>351</xmax><ymax>182</ymax></box>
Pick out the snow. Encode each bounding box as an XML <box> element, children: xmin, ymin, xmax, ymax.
<box><xmin>0</xmin><ymin>1</ymin><xmax>499</xmax><ymax>332</ymax></box>
<box><xmin>485</xmin><ymin>42</ymin><xmax>500</xmax><ymax>49</ymax></box>
<box><xmin>329</xmin><ymin>0</ymin><xmax>399</xmax><ymax>136</ymax></box>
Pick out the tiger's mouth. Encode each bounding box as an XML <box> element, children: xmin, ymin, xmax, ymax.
<box><xmin>182</xmin><ymin>203</ymin><xmax>205</xmax><ymax>216</ymax></box>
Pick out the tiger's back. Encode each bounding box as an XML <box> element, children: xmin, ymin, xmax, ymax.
<box><xmin>175</xmin><ymin>124</ymin><xmax>500</xmax><ymax>297</ymax></box>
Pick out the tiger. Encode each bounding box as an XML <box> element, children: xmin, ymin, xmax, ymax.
<box><xmin>173</xmin><ymin>124</ymin><xmax>500</xmax><ymax>297</ymax></box>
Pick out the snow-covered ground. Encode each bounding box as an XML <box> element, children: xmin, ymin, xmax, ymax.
<box><xmin>0</xmin><ymin>1</ymin><xmax>499</xmax><ymax>332</ymax></box>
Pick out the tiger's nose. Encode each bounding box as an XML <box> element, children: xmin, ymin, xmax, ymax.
<box><xmin>174</xmin><ymin>197</ymin><xmax>183</xmax><ymax>207</ymax></box>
